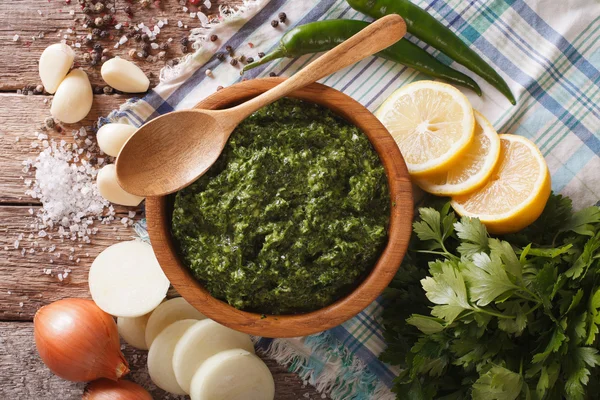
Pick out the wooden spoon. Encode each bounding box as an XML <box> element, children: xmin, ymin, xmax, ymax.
<box><xmin>116</xmin><ymin>15</ymin><xmax>407</xmax><ymax>197</ymax></box>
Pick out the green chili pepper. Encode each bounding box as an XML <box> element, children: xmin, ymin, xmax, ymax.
<box><xmin>346</xmin><ymin>0</ymin><xmax>516</xmax><ymax>104</ymax></box>
<box><xmin>244</xmin><ymin>19</ymin><xmax>482</xmax><ymax>95</ymax></box>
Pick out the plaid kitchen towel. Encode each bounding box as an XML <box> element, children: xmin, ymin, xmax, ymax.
<box><xmin>108</xmin><ymin>0</ymin><xmax>600</xmax><ymax>398</ymax></box>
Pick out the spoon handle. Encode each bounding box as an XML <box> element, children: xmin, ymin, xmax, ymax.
<box><xmin>231</xmin><ymin>14</ymin><xmax>407</xmax><ymax>119</ymax></box>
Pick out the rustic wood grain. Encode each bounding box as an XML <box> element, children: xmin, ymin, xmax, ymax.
<box><xmin>0</xmin><ymin>0</ymin><xmax>240</xmax><ymax>91</ymax></box>
<box><xmin>0</xmin><ymin>322</ymin><xmax>326</xmax><ymax>400</ymax></box>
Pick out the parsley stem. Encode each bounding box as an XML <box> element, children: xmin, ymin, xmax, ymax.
<box><xmin>475</xmin><ymin>307</ymin><xmax>515</xmax><ymax>319</ymax></box>
<box><xmin>518</xmin><ymin>286</ymin><xmax>543</xmax><ymax>303</ymax></box>
<box><xmin>525</xmin><ymin>303</ymin><xmax>542</xmax><ymax>315</ymax></box>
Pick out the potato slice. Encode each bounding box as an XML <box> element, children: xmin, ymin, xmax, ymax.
<box><xmin>145</xmin><ymin>297</ymin><xmax>205</xmax><ymax>348</ymax></box>
<box><xmin>117</xmin><ymin>312</ymin><xmax>151</xmax><ymax>350</ymax></box>
<box><xmin>148</xmin><ymin>319</ymin><xmax>197</xmax><ymax>395</ymax></box>
<box><xmin>173</xmin><ymin>320</ymin><xmax>255</xmax><ymax>393</ymax></box>
<box><xmin>89</xmin><ymin>241</ymin><xmax>169</xmax><ymax>317</ymax></box>
<box><xmin>190</xmin><ymin>349</ymin><xmax>274</xmax><ymax>400</ymax></box>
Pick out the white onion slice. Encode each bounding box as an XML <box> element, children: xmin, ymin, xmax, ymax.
<box><xmin>173</xmin><ymin>319</ymin><xmax>254</xmax><ymax>393</ymax></box>
<box><xmin>148</xmin><ymin>319</ymin><xmax>197</xmax><ymax>395</ymax></box>
<box><xmin>117</xmin><ymin>312</ymin><xmax>152</xmax><ymax>350</ymax></box>
<box><xmin>190</xmin><ymin>348</ymin><xmax>275</xmax><ymax>400</ymax></box>
<box><xmin>88</xmin><ymin>241</ymin><xmax>169</xmax><ymax>317</ymax></box>
<box><xmin>145</xmin><ymin>297</ymin><xmax>206</xmax><ymax>348</ymax></box>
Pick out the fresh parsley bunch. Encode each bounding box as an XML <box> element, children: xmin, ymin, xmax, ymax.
<box><xmin>381</xmin><ymin>194</ymin><xmax>600</xmax><ymax>400</ymax></box>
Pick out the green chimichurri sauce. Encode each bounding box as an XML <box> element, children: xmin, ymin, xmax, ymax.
<box><xmin>172</xmin><ymin>98</ymin><xmax>390</xmax><ymax>315</ymax></box>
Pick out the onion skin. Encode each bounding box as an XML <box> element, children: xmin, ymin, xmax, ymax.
<box><xmin>34</xmin><ymin>298</ymin><xmax>129</xmax><ymax>382</ymax></box>
<box><xmin>83</xmin><ymin>379</ymin><xmax>152</xmax><ymax>400</ymax></box>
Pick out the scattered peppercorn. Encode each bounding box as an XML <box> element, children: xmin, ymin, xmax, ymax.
<box><xmin>141</xmin><ymin>42</ymin><xmax>150</xmax><ymax>52</ymax></box>
<box><xmin>269</xmin><ymin>72</ymin><xmax>277</xmax><ymax>77</ymax></box>
<box><xmin>141</xmin><ymin>50</ymin><xmax>149</xmax><ymax>58</ymax></box>
<box><xmin>258</xmin><ymin>52</ymin><xmax>265</xmax><ymax>58</ymax></box>
<box><xmin>210</xmin><ymin>34</ymin><xmax>218</xmax><ymax>42</ymax></box>
<box><xmin>141</xmin><ymin>34</ymin><xmax>149</xmax><ymax>42</ymax></box>
<box><xmin>134</xmin><ymin>33</ymin><xmax>142</xmax><ymax>42</ymax></box>
<box><xmin>94</xmin><ymin>17</ymin><xmax>104</xmax><ymax>27</ymax></box>
<box><xmin>83</xmin><ymin>37</ymin><xmax>92</xmax><ymax>46</ymax></box>
<box><xmin>99</xmin><ymin>30</ymin><xmax>108</xmax><ymax>39</ymax></box>
<box><xmin>246</xmin><ymin>56</ymin><xmax>254</xmax><ymax>63</ymax></box>
<box><xmin>44</xmin><ymin>117</ymin><xmax>55</xmax><ymax>129</ymax></box>
<box><xmin>181</xmin><ymin>45</ymin><xmax>188</xmax><ymax>54</ymax></box>
<box><xmin>103</xmin><ymin>86</ymin><xmax>114</xmax><ymax>94</ymax></box>
<box><xmin>181</xmin><ymin>37</ymin><xmax>189</xmax><ymax>46</ymax></box>
<box><xmin>216</xmin><ymin>52</ymin><xmax>225</xmax><ymax>61</ymax></box>
<box><xmin>159</xmin><ymin>42</ymin><xmax>169</xmax><ymax>51</ymax></box>
<box><xmin>278</xmin><ymin>12</ymin><xmax>287</xmax><ymax>23</ymax></box>
<box><xmin>230</xmin><ymin>58</ymin><xmax>238</xmax><ymax>66</ymax></box>
<box><xmin>82</xmin><ymin>6</ymin><xmax>91</xmax><ymax>14</ymax></box>
<box><xmin>239</xmin><ymin>55</ymin><xmax>246</xmax><ymax>63</ymax></box>
<box><xmin>205</xmin><ymin>69</ymin><xmax>213</xmax><ymax>77</ymax></box>
<box><xmin>141</xmin><ymin>0</ymin><xmax>151</xmax><ymax>8</ymax></box>
<box><xmin>271</xmin><ymin>20</ymin><xmax>279</xmax><ymax>28</ymax></box>
<box><xmin>94</xmin><ymin>2</ymin><xmax>105</xmax><ymax>12</ymax></box>
<box><xmin>93</xmin><ymin>44</ymin><xmax>102</xmax><ymax>52</ymax></box>
<box><xmin>102</xmin><ymin>14</ymin><xmax>112</xmax><ymax>25</ymax></box>
<box><xmin>157</xmin><ymin>51</ymin><xmax>166</xmax><ymax>60</ymax></box>
<box><xmin>92</xmin><ymin>28</ymin><xmax>101</xmax><ymax>37</ymax></box>
<box><xmin>93</xmin><ymin>86</ymin><xmax>103</xmax><ymax>94</ymax></box>
<box><xmin>35</xmin><ymin>84</ymin><xmax>44</xmax><ymax>94</ymax></box>
<box><xmin>225</xmin><ymin>45</ymin><xmax>233</xmax><ymax>54</ymax></box>
<box><xmin>124</xmin><ymin>5</ymin><xmax>132</xmax><ymax>15</ymax></box>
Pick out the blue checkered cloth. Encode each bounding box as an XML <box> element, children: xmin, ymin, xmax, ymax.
<box><xmin>111</xmin><ymin>1</ymin><xmax>600</xmax><ymax>398</ymax></box>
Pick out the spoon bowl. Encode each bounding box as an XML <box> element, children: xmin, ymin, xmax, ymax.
<box><xmin>116</xmin><ymin>15</ymin><xmax>407</xmax><ymax>197</ymax></box>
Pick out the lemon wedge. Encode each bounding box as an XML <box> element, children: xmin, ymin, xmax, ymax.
<box><xmin>416</xmin><ymin>111</ymin><xmax>501</xmax><ymax>196</ymax></box>
<box><xmin>451</xmin><ymin>134</ymin><xmax>551</xmax><ymax>234</ymax></box>
<box><xmin>376</xmin><ymin>80</ymin><xmax>475</xmax><ymax>176</ymax></box>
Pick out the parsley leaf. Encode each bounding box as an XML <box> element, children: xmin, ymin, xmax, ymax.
<box><xmin>472</xmin><ymin>366</ymin><xmax>523</xmax><ymax>400</ymax></box>
<box><xmin>463</xmin><ymin>252</ymin><xmax>519</xmax><ymax>307</ymax></box>
<box><xmin>421</xmin><ymin>262</ymin><xmax>472</xmax><ymax>323</ymax></box>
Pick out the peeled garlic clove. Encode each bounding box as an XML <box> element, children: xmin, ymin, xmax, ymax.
<box><xmin>97</xmin><ymin>164</ymin><xmax>144</xmax><ymax>207</ymax></box>
<box><xmin>101</xmin><ymin>58</ymin><xmax>150</xmax><ymax>93</ymax></box>
<box><xmin>118</xmin><ymin>312</ymin><xmax>152</xmax><ymax>350</ymax></box>
<box><xmin>50</xmin><ymin>69</ymin><xmax>93</xmax><ymax>124</ymax></box>
<box><xmin>39</xmin><ymin>43</ymin><xmax>75</xmax><ymax>94</ymax></box>
<box><xmin>97</xmin><ymin>123</ymin><xmax>138</xmax><ymax>157</ymax></box>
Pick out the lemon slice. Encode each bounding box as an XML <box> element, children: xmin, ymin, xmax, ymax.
<box><xmin>451</xmin><ymin>134</ymin><xmax>551</xmax><ymax>234</ymax></box>
<box><xmin>415</xmin><ymin>111</ymin><xmax>501</xmax><ymax>196</ymax></box>
<box><xmin>376</xmin><ymin>80</ymin><xmax>475</xmax><ymax>176</ymax></box>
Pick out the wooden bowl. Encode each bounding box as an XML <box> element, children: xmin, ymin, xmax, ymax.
<box><xmin>146</xmin><ymin>78</ymin><xmax>413</xmax><ymax>338</ymax></box>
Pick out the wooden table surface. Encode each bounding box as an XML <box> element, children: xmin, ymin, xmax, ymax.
<box><xmin>0</xmin><ymin>1</ymin><xmax>326</xmax><ymax>399</ymax></box>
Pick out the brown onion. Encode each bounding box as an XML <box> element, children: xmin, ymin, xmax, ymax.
<box><xmin>83</xmin><ymin>379</ymin><xmax>152</xmax><ymax>400</ymax></box>
<box><xmin>34</xmin><ymin>298</ymin><xmax>129</xmax><ymax>382</ymax></box>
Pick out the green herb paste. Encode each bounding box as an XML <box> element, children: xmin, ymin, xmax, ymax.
<box><xmin>172</xmin><ymin>98</ymin><xmax>389</xmax><ymax>314</ymax></box>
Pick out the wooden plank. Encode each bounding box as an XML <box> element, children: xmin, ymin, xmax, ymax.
<box><xmin>0</xmin><ymin>93</ymin><xmax>129</xmax><ymax>203</ymax></box>
<box><xmin>0</xmin><ymin>0</ymin><xmax>239</xmax><ymax>91</ymax></box>
<box><xmin>0</xmin><ymin>322</ymin><xmax>326</xmax><ymax>400</ymax></box>
<box><xmin>0</xmin><ymin>205</ymin><xmax>142</xmax><ymax>321</ymax></box>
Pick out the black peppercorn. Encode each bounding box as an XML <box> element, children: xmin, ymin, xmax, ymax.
<box><xmin>181</xmin><ymin>45</ymin><xmax>188</xmax><ymax>54</ymax></box>
<box><xmin>141</xmin><ymin>42</ymin><xmax>150</xmax><ymax>52</ymax></box>
<box><xmin>180</xmin><ymin>37</ymin><xmax>189</xmax><ymax>46</ymax></box>
<box><xmin>271</xmin><ymin>20</ymin><xmax>279</xmax><ymax>28</ymax></box>
<box><xmin>141</xmin><ymin>50</ymin><xmax>149</xmax><ymax>58</ymax></box>
<box><xmin>44</xmin><ymin>117</ymin><xmax>55</xmax><ymax>129</ymax></box>
<box><xmin>246</xmin><ymin>56</ymin><xmax>254</xmax><ymax>63</ymax></box>
<box><xmin>258</xmin><ymin>52</ymin><xmax>265</xmax><ymax>58</ymax></box>
<box><xmin>216</xmin><ymin>52</ymin><xmax>225</xmax><ymax>61</ymax></box>
<box><xmin>84</xmin><ymin>17</ymin><xmax>94</xmax><ymax>26</ymax></box>
<box><xmin>159</xmin><ymin>42</ymin><xmax>169</xmax><ymax>51</ymax></box>
<box><xmin>134</xmin><ymin>33</ymin><xmax>142</xmax><ymax>42</ymax></box>
<box><xmin>102</xmin><ymin>14</ymin><xmax>112</xmax><ymax>24</ymax></box>
<box><xmin>210</xmin><ymin>34</ymin><xmax>218</xmax><ymax>42</ymax></box>
<box><xmin>141</xmin><ymin>34</ymin><xmax>149</xmax><ymax>42</ymax></box>
<box><xmin>92</xmin><ymin>28</ymin><xmax>101</xmax><ymax>37</ymax></box>
<box><xmin>99</xmin><ymin>30</ymin><xmax>108</xmax><ymax>39</ymax></box>
<box><xmin>93</xmin><ymin>86</ymin><xmax>103</xmax><ymax>94</ymax></box>
<box><xmin>225</xmin><ymin>45</ymin><xmax>233</xmax><ymax>54</ymax></box>
<box><xmin>269</xmin><ymin>72</ymin><xmax>277</xmax><ymax>77</ymax></box>
<box><xmin>103</xmin><ymin>86</ymin><xmax>113</xmax><ymax>94</ymax></box>
<box><xmin>93</xmin><ymin>43</ymin><xmax>102</xmax><ymax>52</ymax></box>
<box><xmin>230</xmin><ymin>58</ymin><xmax>238</xmax><ymax>66</ymax></box>
<box><xmin>83</xmin><ymin>37</ymin><xmax>92</xmax><ymax>46</ymax></box>
<box><xmin>278</xmin><ymin>12</ymin><xmax>287</xmax><ymax>23</ymax></box>
<box><xmin>126</xmin><ymin>31</ymin><xmax>134</xmax><ymax>39</ymax></box>
<box><xmin>82</xmin><ymin>6</ymin><xmax>91</xmax><ymax>14</ymax></box>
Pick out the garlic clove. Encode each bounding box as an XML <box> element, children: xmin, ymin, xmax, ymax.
<box><xmin>97</xmin><ymin>164</ymin><xmax>144</xmax><ymax>207</ymax></box>
<box><xmin>148</xmin><ymin>319</ymin><xmax>197</xmax><ymax>395</ymax></box>
<box><xmin>101</xmin><ymin>58</ymin><xmax>150</xmax><ymax>93</ymax></box>
<box><xmin>89</xmin><ymin>241</ymin><xmax>169</xmax><ymax>318</ymax></box>
<box><xmin>145</xmin><ymin>297</ymin><xmax>206</xmax><ymax>348</ymax></box>
<box><xmin>97</xmin><ymin>123</ymin><xmax>138</xmax><ymax>157</ymax></box>
<box><xmin>50</xmin><ymin>69</ymin><xmax>93</xmax><ymax>124</ymax></box>
<box><xmin>39</xmin><ymin>43</ymin><xmax>75</xmax><ymax>94</ymax></box>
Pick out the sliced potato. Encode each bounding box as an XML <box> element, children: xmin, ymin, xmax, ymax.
<box><xmin>190</xmin><ymin>348</ymin><xmax>274</xmax><ymax>400</ymax></box>
<box><xmin>88</xmin><ymin>241</ymin><xmax>169</xmax><ymax>317</ymax></box>
<box><xmin>173</xmin><ymin>319</ymin><xmax>255</xmax><ymax>393</ymax></box>
<box><xmin>117</xmin><ymin>312</ymin><xmax>152</xmax><ymax>350</ymax></box>
<box><xmin>145</xmin><ymin>297</ymin><xmax>206</xmax><ymax>348</ymax></box>
<box><xmin>148</xmin><ymin>319</ymin><xmax>197</xmax><ymax>395</ymax></box>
